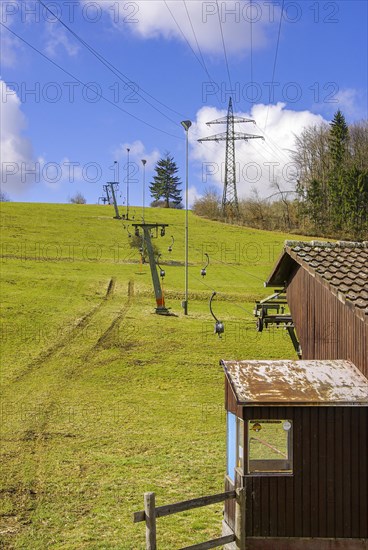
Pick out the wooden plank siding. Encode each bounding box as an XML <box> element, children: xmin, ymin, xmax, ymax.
<box><xmin>225</xmin><ymin>389</ymin><xmax>368</xmax><ymax>539</ymax></box>
<box><xmin>286</xmin><ymin>265</ymin><xmax>368</xmax><ymax>378</ymax></box>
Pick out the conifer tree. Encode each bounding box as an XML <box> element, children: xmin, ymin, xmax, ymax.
<box><xmin>329</xmin><ymin>109</ymin><xmax>349</xmax><ymax>168</ymax></box>
<box><xmin>294</xmin><ymin>113</ymin><xmax>368</xmax><ymax>238</ymax></box>
<box><xmin>327</xmin><ymin>110</ymin><xmax>350</xmax><ymax>229</ymax></box>
<box><xmin>149</xmin><ymin>153</ymin><xmax>182</xmax><ymax>208</ymax></box>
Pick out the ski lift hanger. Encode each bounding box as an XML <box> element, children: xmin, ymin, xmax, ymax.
<box><xmin>132</xmin><ymin>223</ymin><xmax>168</xmax><ymax>239</ymax></box>
<box><xmin>156</xmin><ymin>254</ymin><xmax>165</xmax><ymax>279</ymax></box>
<box><xmin>201</xmin><ymin>253</ymin><xmax>210</xmax><ymax>278</ymax></box>
<box><xmin>209</xmin><ymin>291</ymin><xmax>224</xmax><ymax>338</ymax></box>
<box><xmin>168</xmin><ymin>236</ymin><xmax>175</xmax><ymax>253</ymax></box>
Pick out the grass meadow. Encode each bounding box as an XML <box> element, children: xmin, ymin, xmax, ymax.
<box><xmin>0</xmin><ymin>203</ymin><xmax>303</xmax><ymax>549</ymax></box>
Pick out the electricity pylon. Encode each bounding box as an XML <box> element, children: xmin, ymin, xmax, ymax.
<box><xmin>198</xmin><ymin>97</ymin><xmax>264</xmax><ymax>218</ymax></box>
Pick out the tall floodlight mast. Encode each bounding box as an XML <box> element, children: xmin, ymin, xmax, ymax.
<box><xmin>198</xmin><ymin>97</ymin><xmax>264</xmax><ymax>218</ymax></box>
<box><xmin>141</xmin><ymin>159</ymin><xmax>147</xmax><ymax>223</ymax></box>
<box><xmin>126</xmin><ymin>148</ymin><xmax>130</xmax><ymax>220</ymax></box>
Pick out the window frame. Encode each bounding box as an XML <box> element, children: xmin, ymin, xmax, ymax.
<box><xmin>236</xmin><ymin>417</ymin><xmax>244</xmax><ymax>473</ymax></box>
<box><xmin>246</xmin><ymin>419</ymin><xmax>294</xmax><ymax>477</ymax></box>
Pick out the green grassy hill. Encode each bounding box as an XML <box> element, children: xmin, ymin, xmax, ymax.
<box><xmin>0</xmin><ymin>203</ymin><xmax>303</xmax><ymax>549</ymax></box>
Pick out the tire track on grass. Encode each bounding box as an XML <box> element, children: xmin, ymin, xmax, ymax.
<box><xmin>84</xmin><ymin>287</ymin><xmax>134</xmax><ymax>361</ymax></box>
<box><xmin>12</xmin><ymin>278</ymin><xmax>117</xmax><ymax>383</ymax></box>
<box><xmin>0</xmin><ymin>278</ymin><xmax>127</xmax><ymax>544</ymax></box>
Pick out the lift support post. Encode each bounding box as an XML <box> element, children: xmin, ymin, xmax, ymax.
<box><xmin>132</xmin><ymin>223</ymin><xmax>170</xmax><ymax>315</ymax></box>
<box><xmin>106</xmin><ymin>182</ymin><xmax>121</xmax><ymax>219</ymax></box>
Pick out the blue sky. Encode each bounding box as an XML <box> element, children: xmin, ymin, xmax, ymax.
<box><xmin>1</xmin><ymin>0</ymin><xmax>367</xmax><ymax>206</ymax></box>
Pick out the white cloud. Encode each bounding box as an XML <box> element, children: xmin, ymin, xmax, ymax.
<box><xmin>190</xmin><ymin>102</ymin><xmax>327</xmax><ymax>198</ymax></box>
<box><xmin>0</xmin><ymin>81</ymin><xmax>87</xmax><ymax>196</ymax></box>
<box><xmin>333</xmin><ymin>88</ymin><xmax>367</xmax><ymax>121</ymax></box>
<box><xmin>112</xmin><ymin>140</ymin><xmax>161</xmax><ymax>205</ymax></box>
<box><xmin>44</xmin><ymin>23</ymin><xmax>80</xmax><ymax>58</ymax></box>
<box><xmin>311</xmin><ymin>87</ymin><xmax>367</xmax><ymax>123</ymax></box>
<box><xmin>187</xmin><ymin>185</ymin><xmax>201</xmax><ymax>208</ymax></box>
<box><xmin>1</xmin><ymin>3</ymin><xmax>79</xmax><ymax>67</ymax></box>
<box><xmin>0</xmin><ymin>32</ymin><xmax>19</xmax><ymax>68</ymax></box>
<box><xmin>81</xmin><ymin>0</ymin><xmax>275</xmax><ymax>56</ymax></box>
<box><xmin>114</xmin><ymin>139</ymin><xmax>161</xmax><ymax>167</ymax></box>
<box><xmin>0</xmin><ymin>80</ymin><xmax>35</xmax><ymax>195</ymax></box>
<box><xmin>37</xmin><ymin>156</ymin><xmax>87</xmax><ymax>191</ymax></box>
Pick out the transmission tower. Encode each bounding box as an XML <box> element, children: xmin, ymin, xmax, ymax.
<box><xmin>198</xmin><ymin>97</ymin><xmax>264</xmax><ymax>218</ymax></box>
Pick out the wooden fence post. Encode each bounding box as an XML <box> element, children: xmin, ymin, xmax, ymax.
<box><xmin>235</xmin><ymin>487</ymin><xmax>246</xmax><ymax>550</ymax></box>
<box><xmin>144</xmin><ymin>492</ymin><xmax>157</xmax><ymax>550</ymax></box>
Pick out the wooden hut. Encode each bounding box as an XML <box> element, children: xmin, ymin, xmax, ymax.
<box><xmin>265</xmin><ymin>241</ymin><xmax>368</xmax><ymax>377</ymax></box>
<box><xmin>222</xmin><ymin>359</ymin><xmax>368</xmax><ymax>549</ymax></box>
<box><xmin>222</xmin><ymin>241</ymin><xmax>368</xmax><ymax>549</ymax></box>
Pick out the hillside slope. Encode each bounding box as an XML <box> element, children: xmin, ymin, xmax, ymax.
<box><xmin>0</xmin><ymin>203</ymin><xmax>301</xmax><ymax>549</ymax></box>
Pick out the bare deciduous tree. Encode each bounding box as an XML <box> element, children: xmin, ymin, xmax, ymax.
<box><xmin>69</xmin><ymin>192</ymin><xmax>87</xmax><ymax>204</ymax></box>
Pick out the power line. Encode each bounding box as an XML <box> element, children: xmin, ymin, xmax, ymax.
<box><xmin>254</xmin><ymin>124</ymin><xmax>294</xmax><ymax>164</ymax></box>
<box><xmin>164</xmin><ymin>0</ymin><xmax>223</xmax><ymax>109</ymax></box>
<box><xmin>164</xmin><ymin>0</ymin><xmax>208</xmax><ymax>72</ymax></box>
<box><xmin>264</xmin><ymin>0</ymin><xmax>285</xmax><ymax>131</ymax></box>
<box><xmin>183</xmin><ymin>0</ymin><xmax>208</xmax><ymax>78</ymax></box>
<box><xmin>182</xmin><ymin>0</ymin><xmax>222</xmax><ymax>108</ymax></box>
<box><xmin>250</xmin><ymin>0</ymin><xmax>254</xmax><ymax>104</ymax></box>
<box><xmin>215</xmin><ymin>0</ymin><xmax>233</xmax><ymax>96</ymax></box>
<box><xmin>1</xmin><ymin>23</ymin><xmax>183</xmax><ymax>140</ymax></box>
<box><xmin>37</xmin><ymin>0</ymin><xmax>187</xmax><ymax>124</ymax></box>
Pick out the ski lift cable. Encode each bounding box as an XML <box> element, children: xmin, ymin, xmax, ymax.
<box><xmin>191</xmin><ymin>273</ymin><xmax>217</xmax><ymax>294</ymax></box>
<box><xmin>192</xmin><ymin>245</ymin><xmax>265</xmax><ymax>283</ymax></box>
<box><xmin>191</xmin><ymin>273</ymin><xmax>260</xmax><ymax>319</ymax></box>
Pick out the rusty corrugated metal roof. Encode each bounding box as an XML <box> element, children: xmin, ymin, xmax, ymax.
<box><xmin>265</xmin><ymin>241</ymin><xmax>368</xmax><ymax>322</ymax></box>
<box><xmin>221</xmin><ymin>359</ymin><xmax>368</xmax><ymax>406</ymax></box>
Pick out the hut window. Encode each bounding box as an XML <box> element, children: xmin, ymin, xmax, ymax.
<box><xmin>247</xmin><ymin>420</ymin><xmax>293</xmax><ymax>475</ymax></box>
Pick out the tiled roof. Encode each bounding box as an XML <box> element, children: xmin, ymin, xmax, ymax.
<box><xmin>266</xmin><ymin>241</ymin><xmax>368</xmax><ymax>322</ymax></box>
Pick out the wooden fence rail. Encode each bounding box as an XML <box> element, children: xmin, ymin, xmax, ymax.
<box><xmin>133</xmin><ymin>488</ymin><xmax>245</xmax><ymax>550</ymax></box>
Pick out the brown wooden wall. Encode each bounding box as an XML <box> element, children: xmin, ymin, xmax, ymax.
<box><xmin>232</xmin><ymin>403</ymin><xmax>368</xmax><ymax>539</ymax></box>
<box><xmin>286</xmin><ymin>266</ymin><xmax>368</xmax><ymax>378</ymax></box>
